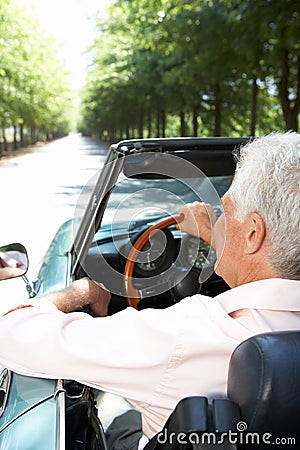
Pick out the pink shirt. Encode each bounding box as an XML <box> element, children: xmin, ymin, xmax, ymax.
<box><xmin>0</xmin><ymin>278</ymin><xmax>299</xmax><ymax>438</ymax></box>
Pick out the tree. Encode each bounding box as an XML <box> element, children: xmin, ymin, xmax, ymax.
<box><xmin>0</xmin><ymin>0</ymin><xmax>72</xmax><ymax>153</ymax></box>
<box><xmin>232</xmin><ymin>0</ymin><xmax>300</xmax><ymax>132</ymax></box>
<box><xmin>80</xmin><ymin>0</ymin><xmax>299</xmax><ymax>139</ymax></box>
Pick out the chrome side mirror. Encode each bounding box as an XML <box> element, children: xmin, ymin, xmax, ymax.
<box><xmin>0</xmin><ymin>243</ymin><xmax>28</xmax><ymax>281</ymax></box>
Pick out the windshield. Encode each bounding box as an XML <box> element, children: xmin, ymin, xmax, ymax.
<box><xmin>100</xmin><ymin>173</ymin><xmax>233</xmax><ymax>231</ymax></box>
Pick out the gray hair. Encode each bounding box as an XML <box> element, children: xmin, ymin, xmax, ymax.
<box><xmin>229</xmin><ymin>132</ymin><xmax>300</xmax><ymax>280</ymax></box>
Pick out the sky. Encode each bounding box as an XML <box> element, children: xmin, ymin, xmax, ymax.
<box><xmin>15</xmin><ymin>0</ymin><xmax>112</xmax><ymax>91</ymax></box>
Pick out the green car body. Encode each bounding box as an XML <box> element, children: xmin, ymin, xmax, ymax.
<box><xmin>0</xmin><ymin>221</ymin><xmax>74</xmax><ymax>450</ymax></box>
<box><xmin>0</xmin><ymin>372</ymin><xmax>57</xmax><ymax>450</ymax></box>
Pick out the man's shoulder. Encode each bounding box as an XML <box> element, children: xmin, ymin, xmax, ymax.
<box><xmin>215</xmin><ymin>278</ymin><xmax>300</xmax><ymax>313</ymax></box>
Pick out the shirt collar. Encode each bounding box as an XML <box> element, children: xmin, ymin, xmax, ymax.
<box><xmin>215</xmin><ymin>278</ymin><xmax>300</xmax><ymax>314</ymax></box>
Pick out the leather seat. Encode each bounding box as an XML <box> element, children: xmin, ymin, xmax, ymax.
<box><xmin>227</xmin><ymin>331</ymin><xmax>300</xmax><ymax>448</ymax></box>
<box><xmin>145</xmin><ymin>331</ymin><xmax>300</xmax><ymax>450</ymax></box>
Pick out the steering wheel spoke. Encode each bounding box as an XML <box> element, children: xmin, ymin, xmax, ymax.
<box><xmin>124</xmin><ymin>214</ymin><xmax>184</xmax><ymax>309</ymax></box>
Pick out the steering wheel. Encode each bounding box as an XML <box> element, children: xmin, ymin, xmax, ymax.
<box><xmin>124</xmin><ymin>214</ymin><xmax>183</xmax><ymax>309</ymax></box>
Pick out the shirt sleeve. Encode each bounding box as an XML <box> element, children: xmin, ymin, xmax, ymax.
<box><xmin>0</xmin><ymin>299</ymin><xmax>188</xmax><ymax>404</ymax></box>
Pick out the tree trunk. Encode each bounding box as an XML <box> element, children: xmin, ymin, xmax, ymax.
<box><xmin>192</xmin><ymin>109</ymin><xmax>198</xmax><ymax>136</ymax></box>
<box><xmin>180</xmin><ymin>110</ymin><xmax>186</xmax><ymax>136</ymax></box>
<box><xmin>250</xmin><ymin>78</ymin><xmax>258</xmax><ymax>136</ymax></box>
<box><xmin>156</xmin><ymin>108</ymin><xmax>160</xmax><ymax>137</ymax></box>
<box><xmin>161</xmin><ymin>110</ymin><xmax>166</xmax><ymax>138</ymax></box>
<box><xmin>20</xmin><ymin>124</ymin><xmax>24</xmax><ymax>147</ymax></box>
<box><xmin>278</xmin><ymin>48</ymin><xmax>300</xmax><ymax>132</ymax></box>
<box><xmin>138</xmin><ymin>111</ymin><xmax>144</xmax><ymax>138</ymax></box>
<box><xmin>214</xmin><ymin>83</ymin><xmax>221</xmax><ymax>136</ymax></box>
<box><xmin>2</xmin><ymin>128</ymin><xmax>7</xmax><ymax>152</ymax></box>
<box><xmin>147</xmin><ymin>112</ymin><xmax>152</xmax><ymax>138</ymax></box>
<box><xmin>13</xmin><ymin>125</ymin><xmax>18</xmax><ymax>150</ymax></box>
<box><xmin>30</xmin><ymin>127</ymin><xmax>36</xmax><ymax>144</ymax></box>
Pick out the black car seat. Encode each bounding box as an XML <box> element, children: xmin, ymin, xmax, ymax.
<box><xmin>145</xmin><ymin>331</ymin><xmax>300</xmax><ymax>450</ymax></box>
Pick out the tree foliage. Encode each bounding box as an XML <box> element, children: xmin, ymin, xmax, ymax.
<box><xmin>80</xmin><ymin>0</ymin><xmax>300</xmax><ymax>139</ymax></box>
<box><xmin>0</xmin><ymin>0</ymin><xmax>72</xmax><ymax>152</ymax></box>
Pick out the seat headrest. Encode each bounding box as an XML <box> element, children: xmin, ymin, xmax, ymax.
<box><xmin>228</xmin><ymin>331</ymin><xmax>300</xmax><ymax>438</ymax></box>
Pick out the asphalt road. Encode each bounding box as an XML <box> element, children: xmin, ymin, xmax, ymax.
<box><xmin>0</xmin><ymin>134</ymin><xmax>109</xmax><ymax>278</ymax></box>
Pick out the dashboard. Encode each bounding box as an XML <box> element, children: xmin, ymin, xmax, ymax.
<box><xmin>133</xmin><ymin>229</ymin><xmax>216</xmax><ymax>275</ymax></box>
<box><xmin>82</xmin><ymin>225</ymin><xmax>229</xmax><ymax>313</ymax></box>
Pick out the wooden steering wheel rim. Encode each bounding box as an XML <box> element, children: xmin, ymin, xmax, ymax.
<box><xmin>124</xmin><ymin>214</ymin><xmax>183</xmax><ymax>309</ymax></box>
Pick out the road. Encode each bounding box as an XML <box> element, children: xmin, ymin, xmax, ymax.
<box><xmin>0</xmin><ymin>134</ymin><xmax>109</xmax><ymax>278</ymax></box>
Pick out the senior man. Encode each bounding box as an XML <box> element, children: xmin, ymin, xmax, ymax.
<box><xmin>0</xmin><ymin>132</ymin><xmax>299</xmax><ymax>445</ymax></box>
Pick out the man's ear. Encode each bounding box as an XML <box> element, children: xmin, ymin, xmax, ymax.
<box><xmin>245</xmin><ymin>212</ymin><xmax>266</xmax><ymax>254</ymax></box>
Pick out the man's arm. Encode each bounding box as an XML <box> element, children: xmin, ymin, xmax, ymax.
<box><xmin>0</xmin><ymin>287</ymin><xmax>191</xmax><ymax>406</ymax></box>
<box><xmin>42</xmin><ymin>278</ymin><xmax>111</xmax><ymax>317</ymax></box>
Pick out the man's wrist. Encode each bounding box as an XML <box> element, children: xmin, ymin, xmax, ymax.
<box><xmin>42</xmin><ymin>278</ymin><xmax>110</xmax><ymax>314</ymax></box>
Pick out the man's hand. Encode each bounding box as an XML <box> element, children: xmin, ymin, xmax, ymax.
<box><xmin>176</xmin><ymin>202</ymin><xmax>217</xmax><ymax>246</ymax></box>
<box><xmin>46</xmin><ymin>278</ymin><xmax>111</xmax><ymax>317</ymax></box>
<box><xmin>0</xmin><ymin>266</ymin><xmax>25</xmax><ymax>280</ymax></box>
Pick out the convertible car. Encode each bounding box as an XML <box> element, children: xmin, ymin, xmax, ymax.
<box><xmin>39</xmin><ymin>137</ymin><xmax>247</xmax><ymax>310</ymax></box>
<box><xmin>1</xmin><ymin>137</ymin><xmax>299</xmax><ymax>449</ymax></box>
